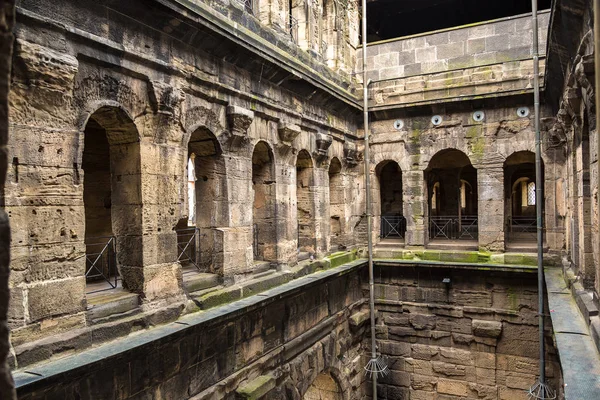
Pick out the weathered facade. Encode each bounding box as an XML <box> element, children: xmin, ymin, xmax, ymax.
<box><xmin>3</xmin><ymin>0</ymin><xmax>600</xmax><ymax>399</ymax></box>
<box><xmin>1</xmin><ymin>0</ymin><xmax>17</xmax><ymax>398</ymax></box>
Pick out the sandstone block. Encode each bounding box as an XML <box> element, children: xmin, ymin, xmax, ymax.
<box><xmin>409</xmin><ymin>313</ymin><xmax>436</xmax><ymax>330</ymax></box>
<box><xmin>432</xmin><ymin>361</ymin><xmax>467</xmax><ymax>377</ymax></box>
<box><xmin>27</xmin><ymin>277</ymin><xmax>85</xmax><ymax>322</ymax></box>
<box><xmin>411</xmin><ymin>374</ymin><xmax>437</xmax><ymax>391</ymax></box>
<box><xmin>472</xmin><ymin>319</ymin><xmax>502</xmax><ymax>338</ymax></box>
<box><xmin>379</xmin><ymin>340</ymin><xmax>411</xmax><ymax>357</ymax></box>
<box><xmin>437</xmin><ymin>379</ymin><xmax>468</xmax><ymax>396</ymax></box>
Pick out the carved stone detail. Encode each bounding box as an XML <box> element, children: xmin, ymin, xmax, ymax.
<box><xmin>278</xmin><ymin>122</ymin><xmax>301</xmax><ymax>145</ymax></box>
<box><xmin>313</xmin><ymin>132</ymin><xmax>332</xmax><ymax>164</ymax></box>
<box><xmin>226</xmin><ymin>105</ymin><xmax>254</xmax><ymax>148</ymax></box>
<box><xmin>343</xmin><ymin>141</ymin><xmax>359</xmax><ymax>167</ymax></box>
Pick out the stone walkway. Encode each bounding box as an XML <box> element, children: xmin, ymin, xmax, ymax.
<box><xmin>545</xmin><ymin>267</ymin><xmax>600</xmax><ymax>399</ymax></box>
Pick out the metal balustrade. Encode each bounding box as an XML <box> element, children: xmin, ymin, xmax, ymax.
<box><xmin>233</xmin><ymin>0</ymin><xmax>253</xmax><ymax>14</ymax></box>
<box><xmin>176</xmin><ymin>227</ymin><xmax>200</xmax><ymax>270</ymax></box>
<box><xmin>380</xmin><ymin>215</ymin><xmax>407</xmax><ymax>239</ymax></box>
<box><xmin>85</xmin><ymin>236</ymin><xmax>118</xmax><ymax>288</ymax></box>
<box><xmin>510</xmin><ymin>216</ymin><xmax>537</xmax><ymax>233</ymax></box>
<box><xmin>429</xmin><ymin>216</ymin><xmax>478</xmax><ymax>240</ymax></box>
<box><xmin>289</xmin><ymin>15</ymin><xmax>299</xmax><ymax>43</ymax></box>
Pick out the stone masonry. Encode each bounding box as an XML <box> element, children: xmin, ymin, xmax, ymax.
<box><xmin>3</xmin><ymin>0</ymin><xmax>600</xmax><ymax>399</ymax></box>
<box><xmin>1</xmin><ymin>0</ymin><xmax>16</xmax><ymax>398</ymax></box>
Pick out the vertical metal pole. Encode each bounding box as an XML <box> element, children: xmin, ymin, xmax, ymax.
<box><xmin>361</xmin><ymin>1</ymin><xmax>377</xmax><ymax>398</ymax></box>
<box><xmin>531</xmin><ymin>0</ymin><xmax>546</xmax><ymax>390</ymax></box>
<box><xmin>594</xmin><ymin>0</ymin><xmax>600</xmax><ymax>305</ymax></box>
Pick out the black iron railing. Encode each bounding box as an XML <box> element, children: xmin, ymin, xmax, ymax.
<box><xmin>380</xmin><ymin>215</ymin><xmax>407</xmax><ymax>239</ymax></box>
<box><xmin>176</xmin><ymin>227</ymin><xmax>199</xmax><ymax>270</ymax></box>
<box><xmin>253</xmin><ymin>223</ymin><xmax>259</xmax><ymax>259</ymax></box>
<box><xmin>289</xmin><ymin>15</ymin><xmax>299</xmax><ymax>43</ymax></box>
<box><xmin>85</xmin><ymin>236</ymin><xmax>118</xmax><ymax>288</ymax></box>
<box><xmin>510</xmin><ymin>216</ymin><xmax>536</xmax><ymax>233</ymax></box>
<box><xmin>429</xmin><ymin>216</ymin><xmax>478</xmax><ymax>240</ymax></box>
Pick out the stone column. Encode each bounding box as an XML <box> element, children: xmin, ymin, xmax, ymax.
<box><xmin>477</xmin><ymin>163</ymin><xmax>505</xmax><ymax>251</ymax></box>
<box><xmin>403</xmin><ymin>170</ymin><xmax>427</xmax><ymax>247</ymax></box>
<box><xmin>313</xmin><ymin>165</ymin><xmax>329</xmax><ymax>258</ymax></box>
<box><xmin>0</xmin><ymin>0</ymin><xmax>16</xmax><ymax>397</ymax></box>
<box><xmin>6</xmin><ymin>38</ymin><xmax>86</xmax><ymax>345</ymax></box>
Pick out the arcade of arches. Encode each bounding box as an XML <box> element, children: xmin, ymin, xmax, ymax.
<box><xmin>3</xmin><ymin>0</ymin><xmax>600</xmax><ymax>399</ymax></box>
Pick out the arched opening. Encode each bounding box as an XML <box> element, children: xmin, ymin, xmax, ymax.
<box><xmin>82</xmin><ymin>106</ymin><xmax>142</xmax><ymax>293</ymax></box>
<box><xmin>328</xmin><ymin>158</ymin><xmax>344</xmax><ymax>251</ymax></box>
<box><xmin>252</xmin><ymin>141</ymin><xmax>276</xmax><ymax>262</ymax></box>
<box><xmin>504</xmin><ymin>151</ymin><xmax>542</xmax><ymax>248</ymax></box>
<box><xmin>376</xmin><ymin>160</ymin><xmax>406</xmax><ymax>244</ymax></box>
<box><xmin>426</xmin><ymin>149</ymin><xmax>478</xmax><ymax>243</ymax></box>
<box><xmin>303</xmin><ymin>373</ymin><xmax>342</xmax><ymax>400</ymax></box>
<box><xmin>297</xmin><ymin>150</ymin><xmax>316</xmax><ymax>257</ymax></box>
<box><xmin>179</xmin><ymin>127</ymin><xmax>226</xmax><ymax>274</ymax></box>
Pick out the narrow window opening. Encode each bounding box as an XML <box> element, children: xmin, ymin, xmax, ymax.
<box><xmin>527</xmin><ymin>181</ymin><xmax>536</xmax><ymax>206</ymax></box>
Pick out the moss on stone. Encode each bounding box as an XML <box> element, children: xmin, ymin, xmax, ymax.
<box><xmin>326</xmin><ymin>251</ymin><xmax>356</xmax><ymax>268</ymax></box>
<box><xmin>236</xmin><ymin>375</ymin><xmax>276</xmax><ymax>399</ymax></box>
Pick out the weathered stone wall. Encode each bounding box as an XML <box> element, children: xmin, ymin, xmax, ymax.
<box><xmin>367</xmin><ymin>101</ymin><xmax>561</xmax><ymax>253</ymax></box>
<box><xmin>372</xmin><ymin>264</ymin><xmax>561</xmax><ymax>400</ymax></box>
<box><xmin>6</xmin><ymin>0</ymin><xmax>364</xmax><ymax>352</ymax></box>
<box><xmin>544</xmin><ymin>0</ymin><xmax>599</xmax><ymax>292</ymax></box>
<box><xmin>15</xmin><ymin>264</ymin><xmax>369</xmax><ymax>400</ymax></box>
<box><xmin>0</xmin><ymin>0</ymin><xmax>16</xmax><ymax>397</ymax></box>
<box><xmin>362</xmin><ymin>12</ymin><xmax>550</xmax><ymax>109</ymax></box>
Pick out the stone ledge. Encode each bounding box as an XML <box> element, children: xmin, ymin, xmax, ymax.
<box><xmin>373</xmin><ymin>257</ymin><xmax>538</xmax><ymax>273</ymax></box>
<box><xmin>12</xmin><ymin>259</ymin><xmax>367</xmax><ymax>390</ymax></box>
<box><xmin>545</xmin><ymin>267</ymin><xmax>600</xmax><ymax>398</ymax></box>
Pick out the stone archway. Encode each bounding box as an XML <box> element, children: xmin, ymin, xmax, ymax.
<box><xmin>296</xmin><ymin>149</ymin><xmax>316</xmax><ymax>255</ymax></box>
<box><xmin>252</xmin><ymin>141</ymin><xmax>277</xmax><ymax>262</ymax></box>
<box><xmin>425</xmin><ymin>149</ymin><xmax>478</xmax><ymax>243</ymax></box>
<box><xmin>82</xmin><ymin>105</ymin><xmax>142</xmax><ymax>292</ymax></box>
<box><xmin>303</xmin><ymin>373</ymin><xmax>343</xmax><ymax>400</ymax></box>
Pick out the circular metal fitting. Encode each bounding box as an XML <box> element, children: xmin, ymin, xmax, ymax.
<box><xmin>431</xmin><ymin>115</ymin><xmax>443</xmax><ymax>126</ymax></box>
<box><xmin>517</xmin><ymin>107</ymin><xmax>530</xmax><ymax>118</ymax></box>
<box><xmin>393</xmin><ymin>119</ymin><xmax>404</xmax><ymax>130</ymax></box>
<box><xmin>472</xmin><ymin>110</ymin><xmax>485</xmax><ymax>122</ymax></box>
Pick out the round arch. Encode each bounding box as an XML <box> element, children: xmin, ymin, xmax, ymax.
<box><xmin>297</xmin><ymin>149</ymin><xmax>316</xmax><ymax>254</ymax></box>
<box><xmin>252</xmin><ymin>140</ymin><xmax>277</xmax><ymax>262</ymax></box>
<box><xmin>328</xmin><ymin>157</ymin><xmax>344</xmax><ymax>250</ymax></box>
<box><xmin>81</xmin><ymin>104</ymin><xmax>143</xmax><ymax>292</ymax></box>
<box><xmin>425</xmin><ymin>149</ymin><xmax>478</xmax><ymax>242</ymax></box>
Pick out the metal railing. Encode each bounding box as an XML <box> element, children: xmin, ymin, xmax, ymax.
<box><xmin>429</xmin><ymin>216</ymin><xmax>478</xmax><ymax>240</ymax></box>
<box><xmin>176</xmin><ymin>227</ymin><xmax>200</xmax><ymax>270</ymax></box>
<box><xmin>253</xmin><ymin>223</ymin><xmax>259</xmax><ymax>259</ymax></box>
<box><xmin>289</xmin><ymin>15</ymin><xmax>299</xmax><ymax>43</ymax></box>
<box><xmin>85</xmin><ymin>236</ymin><xmax>118</xmax><ymax>288</ymax></box>
<box><xmin>233</xmin><ymin>0</ymin><xmax>253</xmax><ymax>14</ymax></box>
<box><xmin>510</xmin><ymin>216</ymin><xmax>537</xmax><ymax>233</ymax></box>
<box><xmin>380</xmin><ymin>215</ymin><xmax>407</xmax><ymax>239</ymax></box>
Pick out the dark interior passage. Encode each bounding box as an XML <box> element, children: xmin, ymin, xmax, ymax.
<box><xmin>504</xmin><ymin>151</ymin><xmax>540</xmax><ymax>243</ymax></box>
<box><xmin>426</xmin><ymin>149</ymin><xmax>478</xmax><ymax>240</ymax></box>
<box><xmin>376</xmin><ymin>160</ymin><xmax>406</xmax><ymax>239</ymax></box>
<box><xmin>296</xmin><ymin>150</ymin><xmax>316</xmax><ymax>254</ymax></box>
<box><xmin>252</xmin><ymin>141</ymin><xmax>276</xmax><ymax>262</ymax></box>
